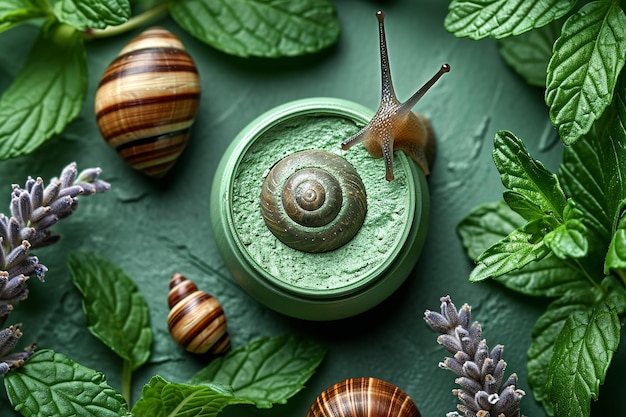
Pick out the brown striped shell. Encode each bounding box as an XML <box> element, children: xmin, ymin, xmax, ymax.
<box><xmin>308</xmin><ymin>377</ymin><xmax>421</xmax><ymax>417</ymax></box>
<box><xmin>167</xmin><ymin>272</ymin><xmax>230</xmax><ymax>355</ymax></box>
<box><xmin>260</xmin><ymin>150</ymin><xmax>367</xmax><ymax>253</ymax></box>
<box><xmin>94</xmin><ymin>27</ymin><xmax>201</xmax><ymax>178</ymax></box>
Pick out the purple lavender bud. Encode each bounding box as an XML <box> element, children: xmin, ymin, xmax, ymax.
<box><xmin>10</xmin><ymin>196</ymin><xmax>20</xmax><ymax>224</ymax></box>
<box><xmin>424</xmin><ymin>309</ymin><xmax>451</xmax><ymax>333</ymax></box>
<box><xmin>456</xmin><ymin>376</ymin><xmax>482</xmax><ymax>394</ymax></box>
<box><xmin>8</xmin><ymin>217</ymin><xmax>20</xmax><ymax>248</ymax></box>
<box><xmin>8</xmin><ymin>255</ymin><xmax>39</xmax><ymax>278</ymax></box>
<box><xmin>57</xmin><ymin>185</ymin><xmax>84</xmax><ymax>199</ymax></box>
<box><xmin>0</xmin><ymin>325</ymin><xmax>21</xmax><ymax>357</ymax></box>
<box><xmin>491</xmin><ymin>359</ymin><xmax>506</xmax><ymax>388</ymax></box>
<box><xmin>440</xmin><ymin>295</ymin><xmax>459</xmax><ymax>328</ymax></box>
<box><xmin>18</xmin><ymin>191</ymin><xmax>32</xmax><ymax>226</ymax></box>
<box><xmin>0</xmin><ymin>214</ymin><xmax>9</xmax><ymax>242</ymax></box>
<box><xmin>0</xmin><ymin>362</ymin><xmax>10</xmax><ymax>375</ymax></box>
<box><xmin>502</xmin><ymin>373</ymin><xmax>518</xmax><ymax>389</ymax></box>
<box><xmin>24</xmin><ymin>177</ymin><xmax>35</xmax><ymax>193</ymax></box>
<box><xmin>48</xmin><ymin>195</ymin><xmax>73</xmax><ymax>216</ymax></box>
<box><xmin>475</xmin><ymin>391</ymin><xmax>496</xmax><ymax>410</ymax></box>
<box><xmin>92</xmin><ymin>180</ymin><xmax>111</xmax><ymax>194</ymax></box>
<box><xmin>30</xmin><ymin>206</ymin><xmax>50</xmax><ymax>223</ymax></box>
<box><xmin>458</xmin><ymin>304</ymin><xmax>471</xmax><ymax>329</ymax></box>
<box><xmin>59</xmin><ymin>162</ymin><xmax>77</xmax><ymax>189</ymax></box>
<box><xmin>76</xmin><ymin>167</ymin><xmax>102</xmax><ymax>183</ymax></box>
<box><xmin>439</xmin><ymin>334</ymin><xmax>463</xmax><ymax>354</ymax></box>
<box><xmin>5</xmin><ymin>241</ymin><xmax>31</xmax><ymax>270</ymax></box>
<box><xmin>30</xmin><ymin>178</ymin><xmax>43</xmax><ymax>210</ymax></box>
<box><xmin>1</xmin><ymin>275</ymin><xmax>29</xmax><ymax>302</ymax></box>
<box><xmin>35</xmin><ymin>214</ymin><xmax>59</xmax><ymax>230</ymax></box>
<box><xmin>42</xmin><ymin>180</ymin><xmax>61</xmax><ymax>206</ymax></box>
<box><xmin>442</xmin><ymin>357</ymin><xmax>464</xmax><ymax>375</ymax></box>
<box><xmin>480</xmin><ymin>357</ymin><xmax>495</xmax><ymax>379</ymax></box>
<box><xmin>462</xmin><ymin>360</ymin><xmax>482</xmax><ymax>381</ymax></box>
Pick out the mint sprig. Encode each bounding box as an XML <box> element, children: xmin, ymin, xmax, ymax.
<box><xmin>457</xmin><ymin>72</ymin><xmax>626</xmax><ymax>415</ymax></box>
<box><xmin>446</xmin><ymin>0</ymin><xmax>626</xmax><ymax>146</ymax></box>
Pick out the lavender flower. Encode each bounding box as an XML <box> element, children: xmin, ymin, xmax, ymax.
<box><xmin>424</xmin><ymin>296</ymin><xmax>525</xmax><ymax>417</ymax></box>
<box><xmin>0</xmin><ymin>162</ymin><xmax>109</xmax><ymax>374</ymax></box>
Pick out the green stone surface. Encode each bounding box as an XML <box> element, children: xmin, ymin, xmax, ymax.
<box><xmin>231</xmin><ymin>115</ymin><xmax>414</xmax><ymax>294</ymax></box>
<box><xmin>0</xmin><ymin>0</ymin><xmax>622</xmax><ymax>416</ymax></box>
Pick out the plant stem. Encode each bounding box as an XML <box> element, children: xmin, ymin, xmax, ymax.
<box><xmin>83</xmin><ymin>3</ymin><xmax>169</xmax><ymax>39</ymax></box>
<box><xmin>122</xmin><ymin>359</ymin><xmax>132</xmax><ymax>407</ymax></box>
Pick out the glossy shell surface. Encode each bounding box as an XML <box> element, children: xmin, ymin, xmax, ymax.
<box><xmin>308</xmin><ymin>377</ymin><xmax>421</xmax><ymax>417</ymax></box>
<box><xmin>95</xmin><ymin>27</ymin><xmax>201</xmax><ymax>178</ymax></box>
<box><xmin>167</xmin><ymin>272</ymin><xmax>230</xmax><ymax>355</ymax></box>
<box><xmin>260</xmin><ymin>150</ymin><xmax>367</xmax><ymax>253</ymax></box>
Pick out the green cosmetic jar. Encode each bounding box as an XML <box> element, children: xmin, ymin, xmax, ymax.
<box><xmin>210</xmin><ymin>98</ymin><xmax>429</xmax><ymax>320</ymax></box>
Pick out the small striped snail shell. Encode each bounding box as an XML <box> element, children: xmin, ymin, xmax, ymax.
<box><xmin>260</xmin><ymin>150</ymin><xmax>367</xmax><ymax>253</ymax></box>
<box><xmin>308</xmin><ymin>377</ymin><xmax>421</xmax><ymax>417</ymax></box>
<box><xmin>167</xmin><ymin>272</ymin><xmax>230</xmax><ymax>355</ymax></box>
<box><xmin>341</xmin><ymin>10</ymin><xmax>449</xmax><ymax>181</ymax></box>
<box><xmin>95</xmin><ymin>27</ymin><xmax>201</xmax><ymax>178</ymax></box>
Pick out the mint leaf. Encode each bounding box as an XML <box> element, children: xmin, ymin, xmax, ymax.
<box><xmin>189</xmin><ymin>336</ymin><xmax>326</xmax><ymax>408</ymax></box>
<box><xmin>53</xmin><ymin>0</ymin><xmax>130</xmax><ymax>30</ymax></box>
<box><xmin>470</xmin><ymin>219</ymin><xmax>552</xmax><ymax>281</ymax></box>
<box><xmin>545</xmin><ymin>292</ymin><xmax>626</xmax><ymax>417</ymax></box>
<box><xmin>0</xmin><ymin>23</ymin><xmax>86</xmax><ymax>160</ymax></box>
<box><xmin>544</xmin><ymin>199</ymin><xmax>588</xmax><ymax>259</ymax></box>
<box><xmin>493</xmin><ymin>130</ymin><xmax>567</xmax><ymax>219</ymax></box>
<box><xmin>131</xmin><ymin>375</ymin><xmax>252</xmax><ymax>417</ymax></box>
<box><xmin>498</xmin><ymin>18</ymin><xmax>563</xmax><ymax>87</ymax></box>
<box><xmin>4</xmin><ymin>349</ymin><xmax>130</xmax><ymax>416</ymax></box>
<box><xmin>527</xmin><ymin>290</ymin><xmax>597</xmax><ymax>416</ymax></box>
<box><xmin>457</xmin><ymin>201</ymin><xmax>524</xmax><ymax>260</ymax></box>
<box><xmin>445</xmin><ymin>0</ymin><xmax>576</xmax><ymax>40</ymax></box>
<box><xmin>545</xmin><ymin>1</ymin><xmax>626</xmax><ymax>145</ymax></box>
<box><xmin>560</xmin><ymin>71</ymin><xmax>626</xmax><ymax>257</ymax></box>
<box><xmin>67</xmin><ymin>251</ymin><xmax>152</xmax><ymax>371</ymax></box>
<box><xmin>0</xmin><ymin>0</ymin><xmax>49</xmax><ymax>33</ymax></box>
<box><xmin>168</xmin><ymin>0</ymin><xmax>340</xmax><ymax>57</ymax></box>
<box><xmin>606</xmin><ymin>200</ymin><xmax>626</xmax><ymax>273</ymax></box>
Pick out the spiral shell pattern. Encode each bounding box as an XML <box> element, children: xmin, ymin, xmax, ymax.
<box><xmin>308</xmin><ymin>377</ymin><xmax>421</xmax><ymax>417</ymax></box>
<box><xmin>167</xmin><ymin>272</ymin><xmax>230</xmax><ymax>355</ymax></box>
<box><xmin>95</xmin><ymin>27</ymin><xmax>201</xmax><ymax>178</ymax></box>
<box><xmin>260</xmin><ymin>150</ymin><xmax>367</xmax><ymax>253</ymax></box>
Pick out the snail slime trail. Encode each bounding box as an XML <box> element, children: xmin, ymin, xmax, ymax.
<box><xmin>231</xmin><ymin>115</ymin><xmax>417</xmax><ymax>293</ymax></box>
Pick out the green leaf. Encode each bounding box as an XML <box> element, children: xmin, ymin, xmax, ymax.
<box><xmin>545</xmin><ymin>292</ymin><xmax>625</xmax><ymax>417</ymax></box>
<box><xmin>0</xmin><ymin>0</ymin><xmax>49</xmax><ymax>33</ymax></box>
<box><xmin>498</xmin><ymin>18</ymin><xmax>563</xmax><ymax>87</ymax></box>
<box><xmin>470</xmin><ymin>219</ymin><xmax>552</xmax><ymax>281</ymax></box>
<box><xmin>131</xmin><ymin>375</ymin><xmax>252</xmax><ymax>417</ymax></box>
<box><xmin>189</xmin><ymin>336</ymin><xmax>326</xmax><ymax>408</ymax></box>
<box><xmin>457</xmin><ymin>201</ymin><xmax>524</xmax><ymax>261</ymax></box>
<box><xmin>560</xmin><ymin>71</ymin><xmax>626</xmax><ymax>258</ymax></box>
<box><xmin>493</xmin><ymin>130</ymin><xmax>567</xmax><ymax>219</ymax></box>
<box><xmin>527</xmin><ymin>290</ymin><xmax>597</xmax><ymax>416</ymax></box>
<box><xmin>445</xmin><ymin>0</ymin><xmax>576</xmax><ymax>40</ymax></box>
<box><xmin>503</xmin><ymin>191</ymin><xmax>547</xmax><ymax>221</ymax></box>
<box><xmin>168</xmin><ymin>0</ymin><xmax>340</xmax><ymax>57</ymax></box>
<box><xmin>4</xmin><ymin>349</ymin><xmax>131</xmax><ymax>417</ymax></box>
<box><xmin>545</xmin><ymin>1</ymin><xmax>626</xmax><ymax>145</ymax></box>
<box><xmin>544</xmin><ymin>199</ymin><xmax>588</xmax><ymax>259</ymax></box>
<box><xmin>605</xmin><ymin>200</ymin><xmax>626</xmax><ymax>273</ymax></box>
<box><xmin>53</xmin><ymin>0</ymin><xmax>130</xmax><ymax>30</ymax></box>
<box><xmin>0</xmin><ymin>23</ymin><xmax>86</xmax><ymax>160</ymax></box>
<box><xmin>67</xmin><ymin>251</ymin><xmax>152</xmax><ymax>371</ymax></box>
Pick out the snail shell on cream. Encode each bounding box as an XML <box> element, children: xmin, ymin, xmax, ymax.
<box><xmin>167</xmin><ymin>272</ymin><xmax>230</xmax><ymax>355</ymax></box>
<box><xmin>260</xmin><ymin>150</ymin><xmax>367</xmax><ymax>253</ymax></box>
<box><xmin>95</xmin><ymin>27</ymin><xmax>201</xmax><ymax>178</ymax></box>
<box><xmin>308</xmin><ymin>377</ymin><xmax>421</xmax><ymax>417</ymax></box>
<box><xmin>341</xmin><ymin>10</ymin><xmax>450</xmax><ymax>181</ymax></box>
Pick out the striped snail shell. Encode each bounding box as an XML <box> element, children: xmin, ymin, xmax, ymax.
<box><xmin>167</xmin><ymin>272</ymin><xmax>230</xmax><ymax>355</ymax></box>
<box><xmin>95</xmin><ymin>27</ymin><xmax>201</xmax><ymax>178</ymax></box>
<box><xmin>260</xmin><ymin>150</ymin><xmax>367</xmax><ymax>253</ymax></box>
<box><xmin>308</xmin><ymin>377</ymin><xmax>421</xmax><ymax>417</ymax></box>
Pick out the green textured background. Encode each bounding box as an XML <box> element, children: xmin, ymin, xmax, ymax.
<box><xmin>0</xmin><ymin>0</ymin><xmax>623</xmax><ymax>416</ymax></box>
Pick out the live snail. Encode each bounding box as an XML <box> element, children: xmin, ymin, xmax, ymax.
<box><xmin>167</xmin><ymin>272</ymin><xmax>230</xmax><ymax>355</ymax></box>
<box><xmin>307</xmin><ymin>377</ymin><xmax>421</xmax><ymax>417</ymax></box>
<box><xmin>94</xmin><ymin>27</ymin><xmax>201</xmax><ymax>178</ymax></box>
<box><xmin>260</xmin><ymin>150</ymin><xmax>367</xmax><ymax>253</ymax></box>
<box><xmin>341</xmin><ymin>10</ymin><xmax>450</xmax><ymax>181</ymax></box>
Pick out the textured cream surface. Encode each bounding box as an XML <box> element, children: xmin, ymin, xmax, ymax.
<box><xmin>231</xmin><ymin>115</ymin><xmax>414</xmax><ymax>293</ymax></box>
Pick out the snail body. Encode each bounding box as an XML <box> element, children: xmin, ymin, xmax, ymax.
<box><xmin>95</xmin><ymin>27</ymin><xmax>201</xmax><ymax>178</ymax></box>
<box><xmin>341</xmin><ymin>11</ymin><xmax>450</xmax><ymax>181</ymax></box>
<box><xmin>308</xmin><ymin>377</ymin><xmax>421</xmax><ymax>417</ymax></box>
<box><xmin>167</xmin><ymin>272</ymin><xmax>230</xmax><ymax>355</ymax></box>
<box><xmin>260</xmin><ymin>150</ymin><xmax>367</xmax><ymax>253</ymax></box>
